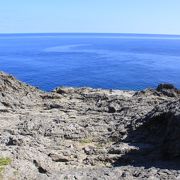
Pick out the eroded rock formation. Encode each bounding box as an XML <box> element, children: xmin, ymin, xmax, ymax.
<box><xmin>0</xmin><ymin>72</ymin><xmax>179</xmax><ymax>179</ymax></box>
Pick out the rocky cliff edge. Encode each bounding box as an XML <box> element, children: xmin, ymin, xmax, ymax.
<box><xmin>0</xmin><ymin>72</ymin><xmax>179</xmax><ymax>179</ymax></box>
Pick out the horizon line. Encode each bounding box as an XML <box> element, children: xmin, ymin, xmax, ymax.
<box><xmin>0</xmin><ymin>32</ymin><xmax>180</xmax><ymax>36</ymax></box>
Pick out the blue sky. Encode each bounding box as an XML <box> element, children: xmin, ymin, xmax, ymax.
<box><xmin>0</xmin><ymin>0</ymin><xmax>180</xmax><ymax>34</ymax></box>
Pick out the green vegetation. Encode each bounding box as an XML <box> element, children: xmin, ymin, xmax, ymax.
<box><xmin>0</xmin><ymin>157</ymin><xmax>12</xmax><ymax>176</ymax></box>
<box><xmin>0</xmin><ymin>157</ymin><xmax>11</xmax><ymax>166</ymax></box>
<box><xmin>79</xmin><ymin>138</ymin><xmax>93</xmax><ymax>144</ymax></box>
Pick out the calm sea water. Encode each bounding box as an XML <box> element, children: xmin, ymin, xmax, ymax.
<box><xmin>0</xmin><ymin>33</ymin><xmax>180</xmax><ymax>91</ymax></box>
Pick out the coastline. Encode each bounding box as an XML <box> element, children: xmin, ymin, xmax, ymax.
<box><xmin>0</xmin><ymin>71</ymin><xmax>179</xmax><ymax>179</ymax></box>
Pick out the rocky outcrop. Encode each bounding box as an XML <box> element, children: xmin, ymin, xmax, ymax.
<box><xmin>156</xmin><ymin>83</ymin><xmax>180</xmax><ymax>97</ymax></box>
<box><xmin>0</xmin><ymin>72</ymin><xmax>179</xmax><ymax>179</ymax></box>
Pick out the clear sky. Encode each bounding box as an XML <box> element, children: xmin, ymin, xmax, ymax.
<box><xmin>0</xmin><ymin>0</ymin><xmax>180</xmax><ymax>34</ymax></box>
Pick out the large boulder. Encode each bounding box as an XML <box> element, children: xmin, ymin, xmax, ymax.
<box><xmin>156</xmin><ymin>83</ymin><xmax>179</xmax><ymax>97</ymax></box>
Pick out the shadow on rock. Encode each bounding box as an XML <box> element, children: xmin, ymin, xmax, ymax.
<box><xmin>113</xmin><ymin>100</ymin><xmax>180</xmax><ymax>170</ymax></box>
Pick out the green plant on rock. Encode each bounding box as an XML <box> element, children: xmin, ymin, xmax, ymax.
<box><xmin>0</xmin><ymin>157</ymin><xmax>11</xmax><ymax>166</ymax></box>
<box><xmin>79</xmin><ymin>138</ymin><xmax>93</xmax><ymax>144</ymax></box>
<box><xmin>0</xmin><ymin>157</ymin><xmax>12</xmax><ymax>176</ymax></box>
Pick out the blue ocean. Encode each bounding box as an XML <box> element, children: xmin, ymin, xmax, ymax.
<box><xmin>0</xmin><ymin>33</ymin><xmax>180</xmax><ymax>91</ymax></box>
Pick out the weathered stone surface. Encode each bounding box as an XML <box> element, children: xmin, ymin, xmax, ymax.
<box><xmin>0</xmin><ymin>72</ymin><xmax>179</xmax><ymax>179</ymax></box>
<box><xmin>157</xmin><ymin>83</ymin><xmax>180</xmax><ymax>97</ymax></box>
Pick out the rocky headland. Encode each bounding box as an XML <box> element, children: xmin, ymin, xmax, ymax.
<box><xmin>0</xmin><ymin>72</ymin><xmax>179</xmax><ymax>179</ymax></box>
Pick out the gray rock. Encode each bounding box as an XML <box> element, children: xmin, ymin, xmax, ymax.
<box><xmin>0</xmin><ymin>72</ymin><xmax>179</xmax><ymax>180</ymax></box>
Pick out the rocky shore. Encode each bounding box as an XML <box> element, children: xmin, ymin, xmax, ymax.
<box><xmin>0</xmin><ymin>72</ymin><xmax>179</xmax><ymax>179</ymax></box>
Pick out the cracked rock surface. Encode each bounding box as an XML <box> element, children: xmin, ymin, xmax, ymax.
<box><xmin>0</xmin><ymin>72</ymin><xmax>179</xmax><ymax>179</ymax></box>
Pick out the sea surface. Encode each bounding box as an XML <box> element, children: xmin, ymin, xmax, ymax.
<box><xmin>0</xmin><ymin>33</ymin><xmax>180</xmax><ymax>91</ymax></box>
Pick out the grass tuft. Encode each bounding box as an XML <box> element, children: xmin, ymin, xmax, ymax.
<box><xmin>0</xmin><ymin>157</ymin><xmax>11</xmax><ymax>166</ymax></box>
<box><xmin>0</xmin><ymin>157</ymin><xmax>12</xmax><ymax>177</ymax></box>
